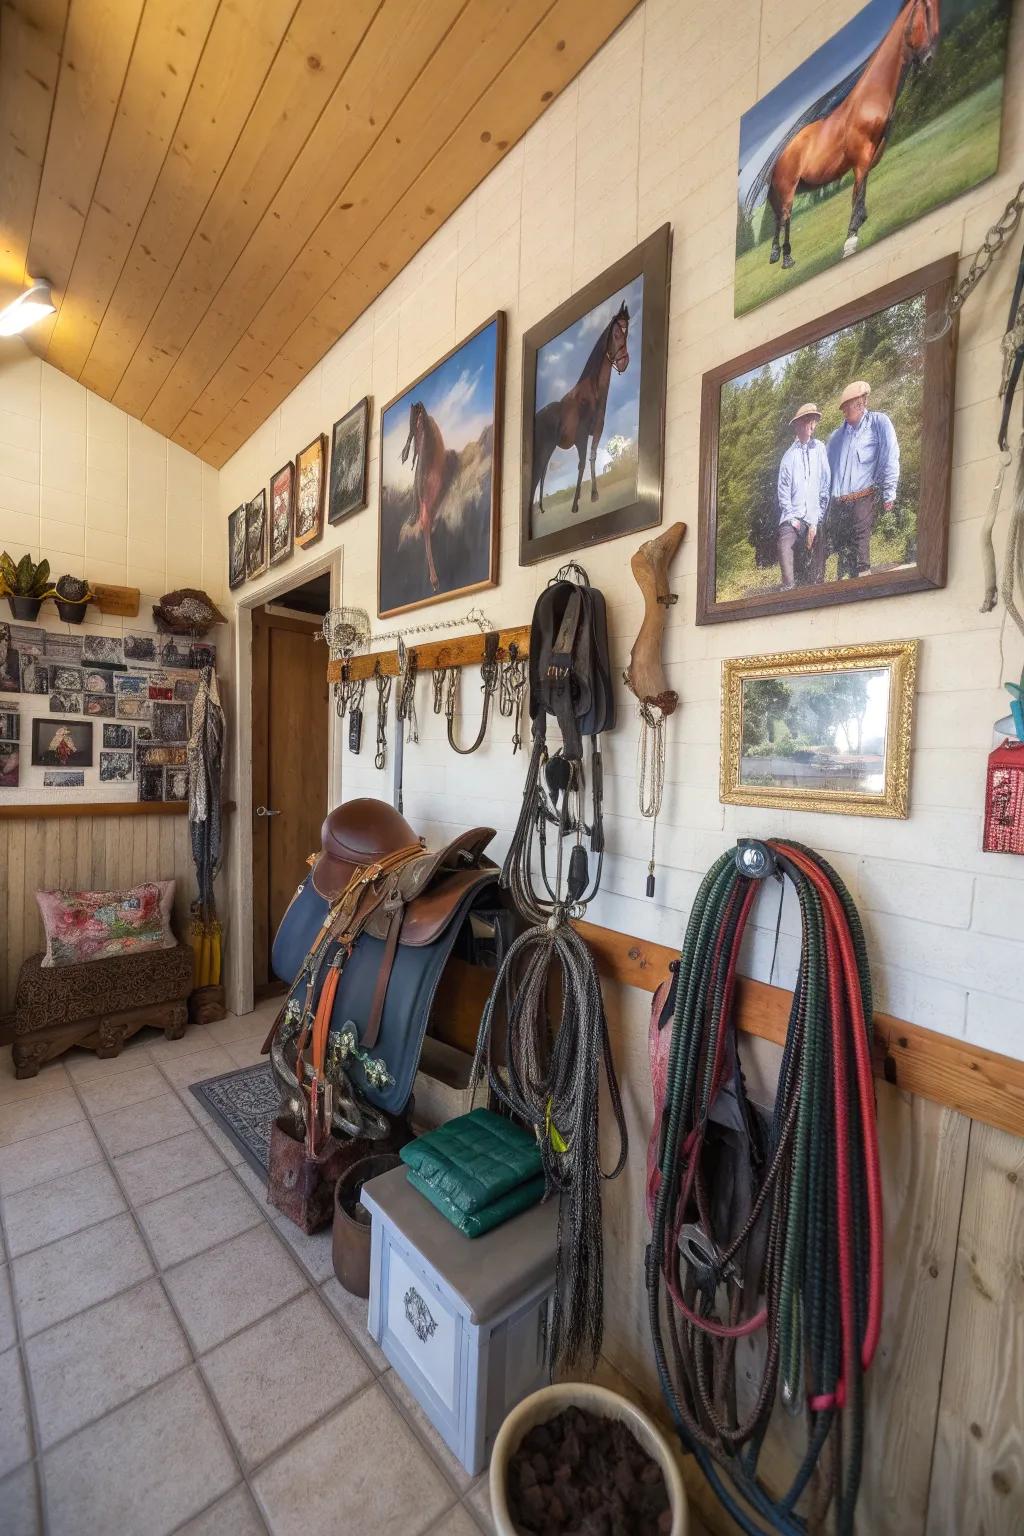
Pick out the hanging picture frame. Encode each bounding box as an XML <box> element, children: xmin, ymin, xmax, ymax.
<box><xmin>378</xmin><ymin>313</ymin><xmax>504</xmax><ymax>619</ymax></box>
<box><xmin>295</xmin><ymin>434</ymin><xmax>328</xmax><ymax>548</ymax></box>
<box><xmin>228</xmin><ymin>505</ymin><xmax>247</xmax><ymax>590</ymax></box>
<box><xmin>520</xmin><ymin>224</ymin><xmax>670</xmax><ymax>567</ymax></box>
<box><xmin>697</xmin><ymin>255</ymin><xmax>957</xmax><ymax>626</ymax></box>
<box><xmin>720</xmin><ymin>638</ymin><xmax>918</xmax><ymax>819</ymax></box>
<box><xmin>269</xmin><ymin>461</ymin><xmax>295</xmax><ymax>566</ymax></box>
<box><xmin>245</xmin><ymin>489</ymin><xmax>268</xmax><ymax>580</ymax></box>
<box><xmin>328</xmin><ymin>398</ymin><xmax>370</xmax><ymax>525</ymax></box>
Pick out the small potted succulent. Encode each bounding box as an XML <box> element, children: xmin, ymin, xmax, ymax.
<box><xmin>53</xmin><ymin>572</ymin><xmax>95</xmax><ymax>624</ymax></box>
<box><xmin>0</xmin><ymin>552</ymin><xmax>54</xmax><ymax>622</ymax></box>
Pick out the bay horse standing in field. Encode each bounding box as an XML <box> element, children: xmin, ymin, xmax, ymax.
<box><xmin>532</xmin><ymin>301</ymin><xmax>630</xmax><ymax>517</ymax></box>
<box><xmin>745</xmin><ymin>0</ymin><xmax>939</xmax><ymax>270</ymax></box>
<box><xmin>401</xmin><ymin>400</ymin><xmax>453</xmax><ymax>591</ymax></box>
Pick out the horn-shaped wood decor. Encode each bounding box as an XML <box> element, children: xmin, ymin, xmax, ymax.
<box><xmin>624</xmin><ymin>522</ymin><xmax>686</xmax><ymax>898</ymax></box>
<box><xmin>624</xmin><ymin>521</ymin><xmax>686</xmax><ymax>710</ymax></box>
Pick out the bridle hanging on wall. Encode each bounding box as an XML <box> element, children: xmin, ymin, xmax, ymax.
<box><xmin>445</xmin><ymin>631</ymin><xmax>500</xmax><ymax>754</ymax></box>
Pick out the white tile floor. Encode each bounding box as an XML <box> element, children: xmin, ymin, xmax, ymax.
<box><xmin>0</xmin><ymin>1002</ymin><xmax>495</xmax><ymax>1536</ymax></box>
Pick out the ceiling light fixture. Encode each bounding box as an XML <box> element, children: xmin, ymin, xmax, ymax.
<box><xmin>0</xmin><ymin>280</ymin><xmax>56</xmax><ymax>337</ymax></box>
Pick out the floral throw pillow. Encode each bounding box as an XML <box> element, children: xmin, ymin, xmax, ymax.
<box><xmin>36</xmin><ymin>881</ymin><xmax>177</xmax><ymax>968</ymax></box>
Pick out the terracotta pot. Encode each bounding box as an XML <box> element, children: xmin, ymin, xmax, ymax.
<box><xmin>489</xmin><ymin>1382</ymin><xmax>689</xmax><ymax>1536</ymax></box>
<box><xmin>6</xmin><ymin>595</ymin><xmax>41</xmax><ymax>621</ymax></box>
<box><xmin>331</xmin><ymin>1151</ymin><xmax>404</xmax><ymax>1297</ymax></box>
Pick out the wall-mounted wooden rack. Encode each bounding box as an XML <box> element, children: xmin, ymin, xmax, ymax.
<box><xmin>326</xmin><ymin>624</ymin><xmax>530</xmax><ymax>683</ymax></box>
<box><xmin>576</xmin><ymin>919</ymin><xmax>1024</xmax><ymax>1141</ymax></box>
<box><xmin>0</xmin><ymin>800</ymin><xmax>236</xmax><ymax>821</ymax></box>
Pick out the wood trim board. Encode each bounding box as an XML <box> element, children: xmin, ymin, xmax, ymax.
<box><xmin>575</xmin><ymin>919</ymin><xmax>1024</xmax><ymax>1142</ymax></box>
<box><xmin>325</xmin><ymin>625</ymin><xmax>531</xmax><ymax>683</ymax></box>
<box><xmin>0</xmin><ymin>801</ymin><xmax>236</xmax><ymax>821</ymax></box>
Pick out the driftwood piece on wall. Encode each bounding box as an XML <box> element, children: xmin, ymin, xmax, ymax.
<box><xmin>926</xmin><ymin>1121</ymin><xmax>1024</xmax><ymax>1534</ymax></box>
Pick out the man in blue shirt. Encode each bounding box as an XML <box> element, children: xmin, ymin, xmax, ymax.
<box><xmin>776</xmin><ymin>403</ymin><xmax>830</xmax><ymax>590</ymax></box>
<box><xmin>825</xmin><ymin>380</ymin><xmax>900</xmax><ymax>578</ymax></box>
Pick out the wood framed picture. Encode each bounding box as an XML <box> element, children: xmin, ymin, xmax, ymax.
<box><xmin>328</xmin><ymin>398</ymin><xmax>370</xmax><ymax>525</ymax></box>
<box><xmin>734</xmin><ymin>0</ymin><xmax>1012</xmax><ymax>317</ymax></box>
<box><xmin>721</xmin><ymin>638</ymin><xmax>918</xmax><ymax>819</ymax></box>
<box><xmin>228</xmin><ymin>504</ymin><xmax>247</xmax><ymax>590</ymax></box>
<box><xmin>520</xmin><ymin>224</ymin><xmax>670</xmax><ymax>567</ymax></box>
<box><xmin>31</xmin><ymin>718</ymin><xmax>93</xmax><ymax>769</ymax></box>
<box><xmin>378</xmin><ymin>314</ymin><xmax>504</xmax><ymax>618</ymax></box>
<box><xmin>295</xmin><ymin>434</ymin><xmax>328</xmax><ymax>548</ymax></box>
<box><xmin>269</xmin><ymin>461</ymin><xmax>294</xmax><ymax>566</ymax></box>
<box><xmin>697</xmin><ymin>255</ymin><xmax>957</xmax><ymax>626</ymax></box>
<box><xmin>245</xmin><ymin>489</ymin><xmax>268</xmax><ymax>580</ymax></box>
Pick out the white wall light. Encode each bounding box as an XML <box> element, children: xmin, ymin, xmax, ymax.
<box><xmin>0</xmin><ymin>280</ymin><xmax>56</xmax><ymax>337</ymax></box>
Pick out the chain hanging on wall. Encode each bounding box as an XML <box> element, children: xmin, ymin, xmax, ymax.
<box><xmin>637</xmin><ymin>703</ymin><xmax>667</xmax><ymax>898</ymax></box>
<box><xmin>396</xmin><ymin>637</ymin><xmax>419</xmax><ymax>745</ymax></box>
<box><xmin>324</xmin><ymin>604</ymin><xmax>494</xmax><ymax>664</ymax></box>
<box><xmin>497</xmin><ymin>642</ymin><xmax>528</xmax><ymax>754</ymax></box>
<box><xmin>373</xmin><ymin>661</ymin><xmax>393</xmax><ymax>772</ymax></box>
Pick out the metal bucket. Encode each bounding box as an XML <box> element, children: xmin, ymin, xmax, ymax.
<box><xmin>332</xmin><ymin>1152</ymin><xmax>404</xmax><ymax>1297</ymax></box>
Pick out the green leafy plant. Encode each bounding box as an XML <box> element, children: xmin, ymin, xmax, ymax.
<box><xmin>54</xmin><ymin>573</ymin><xmax>93</xmax><ymax>603</ymax></box>
<box><xmin>0</xmin><ymin>552</ymin><xmax>53</xmax><ymax>599</ymax></box>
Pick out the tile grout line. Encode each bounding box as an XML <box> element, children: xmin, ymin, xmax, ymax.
<box><xmin>0</xmin><ymin>1155</ymin><xmax>47</xmax><ymax>1530</ymax></box>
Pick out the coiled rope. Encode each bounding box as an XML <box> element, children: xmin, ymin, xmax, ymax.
<box><xmin>472</xmin><ymin>919</ymin><xmax>627</xmax><ymax>1372</ymax></box>
<box><xmin>646</xmin><ymin>841</ymin><xmax>883</xmax><ymax>1536</ymax></box>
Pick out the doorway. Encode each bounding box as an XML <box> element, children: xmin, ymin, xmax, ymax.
<box><xmin>250</xmin><ymin>573</ymin><xmax>332</xmax><ymax>994</ymax></box>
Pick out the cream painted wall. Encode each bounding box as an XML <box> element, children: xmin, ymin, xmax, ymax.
<box><xmin>0</xmin><ymin>343</ymin><xmax>224</xmax><ymax>804</ymax></box>
<box><xmin>219</xmin><ymin>0</ymin><xmax>1024</xmax><ymax>1057</ymax></box>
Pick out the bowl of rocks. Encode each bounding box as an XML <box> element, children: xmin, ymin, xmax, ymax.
<box><xmin>490</xmin><ymin>1382</ymin><xmax>688</xmax><ymax>1535</ymax></box>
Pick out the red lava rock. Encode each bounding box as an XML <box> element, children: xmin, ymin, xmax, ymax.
<box><xmin>507</xmin><ymin>1406</ymin><xmax>671</xmax><ymax>1535</ymax></box>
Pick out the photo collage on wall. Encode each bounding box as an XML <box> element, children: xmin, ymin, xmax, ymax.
<box><xmin>0</xmin><ymin>620</ymin><xmax>215</xmax><ymax>799</ymax></box>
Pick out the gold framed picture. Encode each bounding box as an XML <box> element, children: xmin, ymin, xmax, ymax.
<box><xmin>295</xmin><ymin>434</ymin><xmax>327</xmax><ymax>548</ymax></box>
<box><xmin>721</xmin><ymin>638</ymin><xmax>917</xmax><ymax>818</ymax></box>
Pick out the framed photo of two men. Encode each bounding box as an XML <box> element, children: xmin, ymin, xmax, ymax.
<box><xmin>696</xmin><ymin>254</ymin><xmax>957</xmax><ymax>626</ymax></box>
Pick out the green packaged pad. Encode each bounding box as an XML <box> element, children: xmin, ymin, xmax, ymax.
<box><xmin>400</xmin><ymin>1107</ymin><xmax>545</xmax><ymax>1238</ymax></box>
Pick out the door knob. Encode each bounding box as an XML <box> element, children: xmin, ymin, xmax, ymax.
<box><xmin>255</xmin><ymin>805</ymin><xmax>281</xmax><ymax>817</ymax></box>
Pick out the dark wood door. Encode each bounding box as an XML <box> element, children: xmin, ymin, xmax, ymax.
<box><xmin>252</xmin><ymin>608</ymin><xmax>329</xmax><ymax>991</ymax></box>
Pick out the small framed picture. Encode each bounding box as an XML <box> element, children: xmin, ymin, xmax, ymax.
<box><xmin>228</xmin><ymin>504</ymin><xmax>247</xmax><ymax>590</ymax></box>
<box><xmin>269</xmin><ymin>461</ymin><xmax>295</xmax><ymax>566</ymax></box>
<box><xmin>0</xmin><ymin>741</ymin><xmax>19</xmax><ymax>787</ymax></box>
<box><xmin>84</xmin><ymin>670</ymin><xmax>115</xmax><ymax>696</ymax></box>
<box><xmin>138</xmin><ymin>743</ymin><xmax>187</xmax><ymax>768</ymax></box>
<box><xmin>520</xmin><ymin>227</ymin><xmax>670</xmax><ymax>567</ymax></box>
<box><xmin>84</xmin><ymin>695</ymin><xmax>116</xmax><ymax>718</ymax></box>
<box><xmin>153</xmin><ymin>701</ymin><xmax>188</xmax><ymax>742</ymax></box>
<box><xmin>697</xmin><ymin>257</ymin><xmax>957</xmax><ymax>625</ymax></box>
<box><xmin>20</xmin><ymin>656</ymin><xmax>48</xmax><ymax>694</ymax></box>
<box><xmin>157</xmin><ymin>636</ymin><xmax>192</xmax><ymax>670</ymax></box>
<box><xmin>116</xmin><ymin>694</ymin><xmax>152</xmax><ymax>721</ymax></box>
<box><xmin>245</xmin><ymin>489</ymin><xmax>268</xmax><ymax>580</ymax></box>
<box><xmin>43</xmin><ymin>769</ymin><xmax>84</xmax><ymax>788</ymax></box>
<box><xmin>139</xmin><ymin>765</ymin><xmax>164</xmax><ymax>802</ymax></box>
<box><xmin>124</xmin><ymin>632</ymin><xmax>159</xmax><ymax>667</ymax></box>
<box><xmin>51</xmin><ymin>665</ymin><xmax>83</xmax><ymax>693</ymax></box>
<box><xmin>720</xmin><ymin>639</ymin><xmax>918</xmax><ymax>819</ymax></box>
<box><xmin>113</xmin><ymin>674</ymin><xmax>147</xmax><ymax>697</ymax></box>
<box><xmin>82</xmin><ymin>635</ymin><xmax>124</xmax><ymax>668</ymax></box>
<box><xmin>48</xmin><ymin>692</ymin><xmax>82</xmax><ymax>714</ymax></box>
<box><xmin>31</xmin><ymin>719</ymin><xmax>93</xmax><ymax>769</ymax></box>
<box><xmin>328</xmin><ymin>398</ymin><xmax>370</xmax><ymax>525</ymax></box>
<box><xmin>103</xmin><ymin>723</ymin><xmax>134</xmax><ymax>750</ymax></box>
<box><xmin>295</xmin><ymin>434</ymin><xmax>328</xmax><ymax>548</ymax></box>
<box><xmin>174</xmin><ymin>678</ymin><xmax>199</xmax><ymax>704</ymax></box>
<box><xmin>99</xmin><ymin>750</ymin><xmax>135</xmax><ymax>783</ymax></box>
<box><xmin>164</xmin><ymin>765</ymin><xmax>189</xmax><ymax>802</ymax></box>
<box><xmin>0</xmin><ymin>707</ymin><xmax>21</xmax><ymax>740</ymax></box>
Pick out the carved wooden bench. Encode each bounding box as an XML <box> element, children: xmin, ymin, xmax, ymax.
<box><xmin>8</xmin><ymin>943</ymin><xmax>194</xmax><ymax>1077</ymax></box>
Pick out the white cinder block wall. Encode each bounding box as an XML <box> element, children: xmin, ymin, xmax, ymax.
<box><xmin>0</xmin><ymin>343</ymin><xmax>224</xmax><ymax>802</ymax></box>
<box><xmin>219</xmin><ymin>0</ymin><xmax>1024</xmax><ymax>1056</ymax></box>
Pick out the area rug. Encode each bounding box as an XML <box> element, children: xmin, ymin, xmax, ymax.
<box><xmin>190</xmin><ymin>1062</ymin><xmax>278</xmax><ymax>1177</ymax></box>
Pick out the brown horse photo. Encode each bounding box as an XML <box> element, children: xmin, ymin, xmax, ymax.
<box><xmin>736</xmin><ymin>0</ymin><xmax>1010</xmax><ymax>314</ymax></box>
<box><xmin>379</xmin><ymin>316</ymin><xmax>503</xmax><ymax>618</ymax></box>
<box><xmin>531</xmin><ymin>300</ymin><xmax>630</xmax><ymax>518</ymax></box>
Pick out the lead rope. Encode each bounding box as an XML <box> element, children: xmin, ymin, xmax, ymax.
<box><xmin>647</xmin><ymin>840</ymin><xmax>883</xmax><ymax>1536</ymax></box>
<box><xmin>637</xmin><ymin>702</ymin><xmax>667</xmax><ymax>898</ymax></box>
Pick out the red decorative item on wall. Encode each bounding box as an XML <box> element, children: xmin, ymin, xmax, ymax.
<box><xmin>983</xmin><ymin>740</ymin><xmax>1024</xmax><ymax>854</ymax></box>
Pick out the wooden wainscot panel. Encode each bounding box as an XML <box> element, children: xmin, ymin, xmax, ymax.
<box><xmin>926</xmin><ymin>1121</ymin><xmax>1024</xmax><ymax>1534</ymax></box>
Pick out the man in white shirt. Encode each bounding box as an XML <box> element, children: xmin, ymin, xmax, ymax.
<box><xmin>776</xmin><ymin>403</ymin><xmax>831</xmax><ymax>590</ymax></box>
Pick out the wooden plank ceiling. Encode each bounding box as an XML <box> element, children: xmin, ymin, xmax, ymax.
<box><xmin>1</xmin><ymin>0</ymin><xmax>638</xmax><ymax>468</ymax></box>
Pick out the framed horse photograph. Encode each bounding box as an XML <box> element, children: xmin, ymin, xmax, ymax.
<box><xmin>519</xmin><ymin>224</ymin><xmax>670</xmax><ymax>567</ymax></box>
<box><xmin>378</xmin><ymin>314</ymin><xmax>504</xmax><ymax>618</ymax></box>
<box><xmin>697</xmin><ymin>256</ymin><xmax>957</xmax><ymax>626</ymax></box>
<box><xmin>245</xmin><ymin>489</ymin><xmax>268</xmax><ymax>580</ymax></box>
<box><xmin>328</xmin><ymin>397</ymin><xmax>370</xmax><ymax>525</ymax></box>
<box><xmin>269</xmin><ymin>461</ymin><xmax>294</xmax><ymax>567</ymax></box>
<box><xmin>295</xmin><ymin>435</ymin><xmax>328</xmax><ymax>548</ymax></box>
<box><xmin>227</xmin><ymin>504</ymin><xmax>247</xmax><ymax>590</ymax></box>
<box><xmin>734</xmin><ymin>0</ymin><xmax>1012</xmax><ymax>316</ymax></box>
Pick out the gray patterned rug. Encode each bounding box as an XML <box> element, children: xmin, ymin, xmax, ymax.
<box><xmin>190</xmin><ymin>1062</ymin><xmax>278</xmax><ymax>1177</ymax></box>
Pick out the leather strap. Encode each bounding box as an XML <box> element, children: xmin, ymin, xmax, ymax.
<box><xmin>362</xmin><ymin>903</ymin><xmax>404</xmax><ymax>1051</ymax></box>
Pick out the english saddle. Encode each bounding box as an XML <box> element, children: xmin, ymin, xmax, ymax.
<box><xmin>268</xmin><ymin>798</ymin><xmax>508</xmax><ymax>1144</ymax></box>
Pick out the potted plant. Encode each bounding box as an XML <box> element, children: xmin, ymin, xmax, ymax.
<box><xmin>0</xmin><ymin>552</ymin><xmax>54</xmax><ymax>622</ymax></box>
<box><xmin>53</xmin><ymin>573</ymin><xmax>94</xmax><ymax>625</ymax></box>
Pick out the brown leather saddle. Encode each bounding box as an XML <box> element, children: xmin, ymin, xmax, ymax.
<box><xmin>269</xmin><ymin>798</ymin><xmax>505</xmax><ymax>1140</ymax></box>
